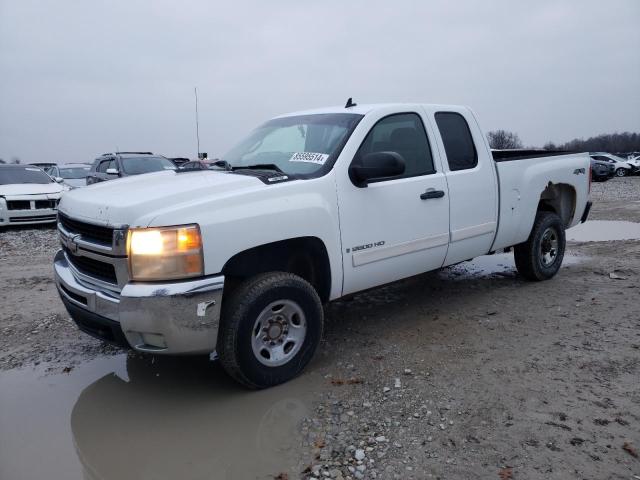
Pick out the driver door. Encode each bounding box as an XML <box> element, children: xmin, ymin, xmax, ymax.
<box><xmin>337</xmin><ymin>112</ymin><xmax>450</xmax><ymax>295</ymax></box>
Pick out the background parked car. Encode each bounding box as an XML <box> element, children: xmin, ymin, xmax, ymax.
<box><xmin>0</xmin><ymin>165</ymin><xmax>65</xmax><ymax>226</ymax></box>
<box><xmin>590</xmin><ymin>157</ymin><xmax>614</xmax><ymax>182</ymax></box>
<box><xmin>179</xmin><ymin>159</ymin><xmax>228</xmax><ymax>170</ymax></box>
<box><xmin>589</xmin><ymin>152</ymin><xmax>633</xmax><ymax>177</ymax></box>
<box><xmin>86</xmin><ymin>152</ymin><xmax>176</xmax><ymax>184</ymax></box>
<box><xmin>169</xmin><ymin>157</ymin><xmax>191</xmax><ymax>167</ymax></box>
<box><xmin>180</xmin><ymin>160</ymin><xmax>213</xmax><ymax>170</ymax></box>
<box><xmin>29</xmin><ymin>162</ymin><xmax>57</xmax><ymax>174</ymax></box>
<box><xmin>627</xmin><ymin>155</ymin><xmax>640</xmax><ymax>174</ymax></box>
<box><xmin>47</xmin><ymin>163</ymin><xmax>92</xmax><ymax>188</ymax></box>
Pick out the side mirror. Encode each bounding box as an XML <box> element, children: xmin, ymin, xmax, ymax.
<box><xmin>349</xmin><ymin>151</ymin><xmax>405</xmax><ymax>187</ymax></box>
<box><xmin>54</xmin><ymin>177</ymin><xmax>64</xmax><ymax>183</ymax></box>
<box><xmin>105</xmin><ymin>168</ymin><xmax>119</xmax><ymax>176</ymax></box>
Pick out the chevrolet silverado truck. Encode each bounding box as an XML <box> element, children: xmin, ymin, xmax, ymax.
<box><xmin>54</xmin><ymin>103</ymin><xmax>592</xmax><ymax>388</ymax></box>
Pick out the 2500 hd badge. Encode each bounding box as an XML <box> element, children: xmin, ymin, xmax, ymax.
<box><xmin>348</xmin><ymin>241</ymin><xmax>385</xmax><ymax>253</ymax></box>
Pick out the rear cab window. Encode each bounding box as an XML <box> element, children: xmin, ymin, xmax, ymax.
<box><xmin>435</xmin><ymin>112</ymin><xmax>478</xmax><ymax>171</ymax></box>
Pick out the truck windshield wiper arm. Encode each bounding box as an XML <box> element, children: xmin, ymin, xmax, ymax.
<box><xmin>232</xmin><ymin>163</ymin><xmax>283</xmax><ymax>173</ymax></box>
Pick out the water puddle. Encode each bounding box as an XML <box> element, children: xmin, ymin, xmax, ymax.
<box><xmin>0</xmin><ymin>355</ymin><xmax>316</xmax><ymax>480</ymax></box>
<box><xmin>443</xmin><ymin>252</ymin><xmax>584</xmax><ymax>280</ymax></box>
<box><xmin>567</xmin><ymin>220</ymin><xmax>640</xmax><ymax>242</ymax></box>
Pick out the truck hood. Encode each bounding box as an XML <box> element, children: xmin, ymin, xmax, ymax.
<box><xmin>0</xmin><ymin>183</ymin><xmax>64</xmax><ymax>197</ymax></box>
<box><xmin>58</xmin><ymin>170</ymin><xmax>265</xmax><ymax>227</ymax></box>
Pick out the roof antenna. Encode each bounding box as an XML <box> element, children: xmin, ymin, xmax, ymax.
<box><xmin>345</xmin><ymin>97</ymin><xmax>357</xmax><ymax>108</ymax></box>
<box><xmin>194</xmin><ymin>87</ymin><xmax>201</xmax><ymax>159</ymax></box>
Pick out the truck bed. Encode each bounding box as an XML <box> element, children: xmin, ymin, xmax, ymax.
<box><xmin>491</xmin><ymin>151</ymin><xmax>591</xmax><ymax>252</ymax></box>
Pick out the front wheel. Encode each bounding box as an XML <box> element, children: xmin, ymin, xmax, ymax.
<box><xmin>616</xmin><ymin>168</ymin><xmax>627</xmax><ymax>177</ymax></box>
<box><xmin>217</xmin><ymin>272</ymin><xmax>323</xmax><ymax>389</ymax></box>
<box><xmin>514</xmin><ymin>211</ymin><xmax>566</xmax><ymax>281</ymax></box>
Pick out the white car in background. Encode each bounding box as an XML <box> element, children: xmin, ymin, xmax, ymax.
<box><xmin>589</xmin><ymin>152</ymin><xmax>633</xmax><ymax>177</ymax></box>
<box><xmin>47</xmin><ymin>163</ymin><xmax>92</xmax><ymax>188</ymax></box>
<box><xmin>0</xmin><ymin>165</ymin><xmax>66</xmax><ymax>226</ymax></box>
<box><xmin>627</xmin><ymin>155</ymin><xmax>640</xmax><ymax>174</ymax></box>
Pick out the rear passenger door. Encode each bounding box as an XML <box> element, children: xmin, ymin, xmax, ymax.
<box><xmin>430</xmin><ymin>109</ymin><xmax>498</xmax><ymax>266</ymax></box>
<box><xmin>337</xmin><ymin>111</ymin><xmax>450</xmax><ymax>295</ymax></box>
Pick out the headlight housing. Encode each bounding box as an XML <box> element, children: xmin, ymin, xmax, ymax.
<box><xmin>127</xmin><ymin>224</ymin><xmax>204</xmax><ymax>281</ymax></box>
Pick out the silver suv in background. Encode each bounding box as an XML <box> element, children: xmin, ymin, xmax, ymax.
<box><xmin>46</xmin><ymin>163</ymin><xmax>92</xmax><ymax>188</ymax></box>
<box><xmin>86</xmin><ymin>152</ymin><xmax>176</xmax><ymax>185</ymax></box>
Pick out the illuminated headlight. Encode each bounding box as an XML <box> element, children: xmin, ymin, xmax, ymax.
<box><xmin>127</xmin><ymin>224</ymin><xmax>204</xmax><ymax>281</ymax></box>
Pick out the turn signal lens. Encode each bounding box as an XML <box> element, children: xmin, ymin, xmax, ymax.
<box><xmin>127</xmin><ymin>224</ymin><xmax>204</xmax><ymax>281</ymax></box>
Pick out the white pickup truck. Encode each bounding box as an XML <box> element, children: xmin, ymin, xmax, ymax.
<box><xmin>54</xmin><ymin>102</ymin><xmax>591</xmax><ymax>388</ymax></box>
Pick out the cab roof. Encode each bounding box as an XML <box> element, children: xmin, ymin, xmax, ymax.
<box><xmin>277</xmin><ymin>102</ymin><xmax>469</xmax><ymax>118</ymax></box>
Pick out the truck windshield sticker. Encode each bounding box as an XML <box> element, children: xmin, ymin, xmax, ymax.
<box><xmin>289</xmin><ymin>152</ymin><xmax>329</xmax><ymax>165</ymax></box>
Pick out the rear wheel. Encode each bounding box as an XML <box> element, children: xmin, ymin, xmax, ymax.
<box><xmin>514</xmin><ymin>211</ymin><xmax>565</xmax><ymax>281</ymax></box>
<box><xmin>217</xmin><ymin>272</ymin><xmax>323</xmax><ymax>389</ymax></box>
<box><xmin>616</xmin><ymin>168</ymin><xmax>627</xmax><ymax>177</ymax></box>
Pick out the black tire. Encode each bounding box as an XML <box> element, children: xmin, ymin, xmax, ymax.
<box><xmin>217</xmin><ymin>272</ymin><xmax>323</xmax><ymax>389</ymax></box>
<box><xmin>615</xmin><ymin>168</ymin><xmax>627</xmax><ymax>177</ymax></box>
<box><xmin>514</xmin><ymin>211</ymin><xmax>565</xmax><ymax>281</ymax></box>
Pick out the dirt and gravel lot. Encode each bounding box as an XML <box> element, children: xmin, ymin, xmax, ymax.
<box><xmin>0</xmin><ymin>177</ymin><xmax>639</xmax><ymax>480</ymax></box>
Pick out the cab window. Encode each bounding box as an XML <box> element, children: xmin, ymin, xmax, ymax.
<box><xmin>435</xmin><ymin>112</ymin><xmax>478</xmax><ymax>171</ymax></box>
<box><xmin>355</xmin><ymin>113</ymin><xmax>435</xmax><ymax>181</ymax></box>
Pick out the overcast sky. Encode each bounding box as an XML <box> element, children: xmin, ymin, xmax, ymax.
<box><xmin>1</xmin><ymin>0</ymin><xmax>638</xmax><ymax>163</ymax></box>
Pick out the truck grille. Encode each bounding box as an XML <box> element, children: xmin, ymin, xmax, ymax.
<box><xmin>63</xmin><ymin>247</ymin><xmax>118</xmax><ymax>284</ymax></box>
<box><xmin>9</xmin><ymin>214</ymin><xmax>57</xmax><ymax>223</ymax></box>
<box><xmin>7</xmin><ymin>200</ymin><xmax>31</xmax><ymax>210</ymax></box>
<box><xmin>58</xmin><ymin>213</ymin><xmax>114</xmax><ymax>245</ymax></box>
<box><xmin>7</xmin><ymin>199</ymin><xmax>58</xmax><ymax>210</ymax></box>
<box><xmin>35</xmin><ymin>199</ymin><xmax>57</xmax><ymax>209</ymax></box>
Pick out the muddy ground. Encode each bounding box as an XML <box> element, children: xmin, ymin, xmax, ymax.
<box><xmin>0</xmin><ymin>177</ymin><xmax>639</xmax><ymax>480</ymax></box>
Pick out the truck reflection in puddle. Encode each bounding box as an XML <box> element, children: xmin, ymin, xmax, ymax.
<box><xmin>70</xmin><ymin>355</ymin><xmax>311</xmax><ymax>480</ymax></box>
<box><xmin>0</xmin><ymin>354</ymin><xmax>312</xmax><ymax>480</ymax></box>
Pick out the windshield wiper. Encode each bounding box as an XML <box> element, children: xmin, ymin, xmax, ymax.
<box><xmin>233</xmin><ymin>163</ymin><xmax>283</xmax><ymax>173</ymax></box>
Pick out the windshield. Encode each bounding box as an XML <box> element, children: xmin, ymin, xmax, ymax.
<box><xmin>223</xmin><ymin>113</ymin><xmax>362</xmax><ymax>176</ymax></box>
<box><xmin>59</xmin><ymin>166</ymin><xmax>90</xmax><ymax>179</ymax></box>
<box><xmin>121</xmin><ymin>156</ymin><xmax>176</xmax><ymax>175</ymax></box>
<box><xmin>0</xmin><ymin>167</ymin><xmax>53</xmax><ymax>185</ymax></box>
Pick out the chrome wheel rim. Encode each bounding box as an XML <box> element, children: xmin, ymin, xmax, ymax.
<box><xmin>539</xmin><ymin>227</ymin><xmax>559</xmax><ymax>267</ymax></box>
<box><xmin>616</xmin><ymin>168</ymin><xmax>625</xmax><ymax>177</ymax></box>
<box><xmin>251</xmin><ymin>300</ymin><xmax>307</xmax><ymax>367</ymax></box>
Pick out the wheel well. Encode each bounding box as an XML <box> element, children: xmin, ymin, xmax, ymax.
<box><xmin>222</xmin><ymin>237</ymin><xmax>331</xmax><ymax>303</ymax></box>
<box><xmin>537</xmin><ymin>183</ymin><xmax>576</xmax><ymax>227</ymax></box>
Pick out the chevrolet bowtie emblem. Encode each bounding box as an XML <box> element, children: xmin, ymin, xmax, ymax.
<box><xmin>68</xmin><ymin>234</ymin><xmax>81</xmax><ymax>254</ymax></box>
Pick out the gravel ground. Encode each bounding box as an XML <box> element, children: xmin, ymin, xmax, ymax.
<box><xmin>0</xmin><ymin>225</ymin><xmax>122</xmax><ymax>371</ymax></box>
<box><xmin>0</xmin><ymin>177</ymin><xmax>639</xmax><ymax>479</ymax></box>
<box><xmin>590</xmin><ymin>176</ymin><xmax>640</xmax><ymax>203</ymax></box>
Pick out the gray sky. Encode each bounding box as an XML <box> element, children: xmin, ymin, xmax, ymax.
<box><xmin>1</xmin><ymin>0</ymin><xmax>639</xmax><ymax>163</ymax></box>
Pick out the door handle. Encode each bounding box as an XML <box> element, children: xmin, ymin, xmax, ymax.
<box><xmin>420</xmin><ymin>189</ymin><xmax>445</xmax><ymax>200</ymax></box>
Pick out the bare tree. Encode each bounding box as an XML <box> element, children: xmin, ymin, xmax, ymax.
<box><xmin>543</xmin><ymin>142</ymin><xmax>558</xmax><ymax>151</ymax></box>
<box><xmin>10</xmin><ymin>157</ymin><xmax>21</xmax><ymax>164</ymax></box>
<box><xmin>487</xmin><ymin>130</ymin><xmax>524</xmax><ymax>150</ymax></box>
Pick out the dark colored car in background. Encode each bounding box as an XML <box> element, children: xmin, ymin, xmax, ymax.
<box><xmin>590</xmin><ymin>157</ymin><xmax>615</xmax><ymax>182</ymax></box>
<box><xmin>86</xmin><ymin>152</ymin><xmax>176</xmax><ymax>185</ymax></box>
<box><xmin>168</xmin><ymin>157</ymin><xmax>191</xmax><ymax>167</ymax></box>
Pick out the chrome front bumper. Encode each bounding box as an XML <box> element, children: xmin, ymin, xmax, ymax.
<box><xmin>54</xmin><ymin>249</ymin><xmax>224</xmax><ymax>354</ymax></box>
